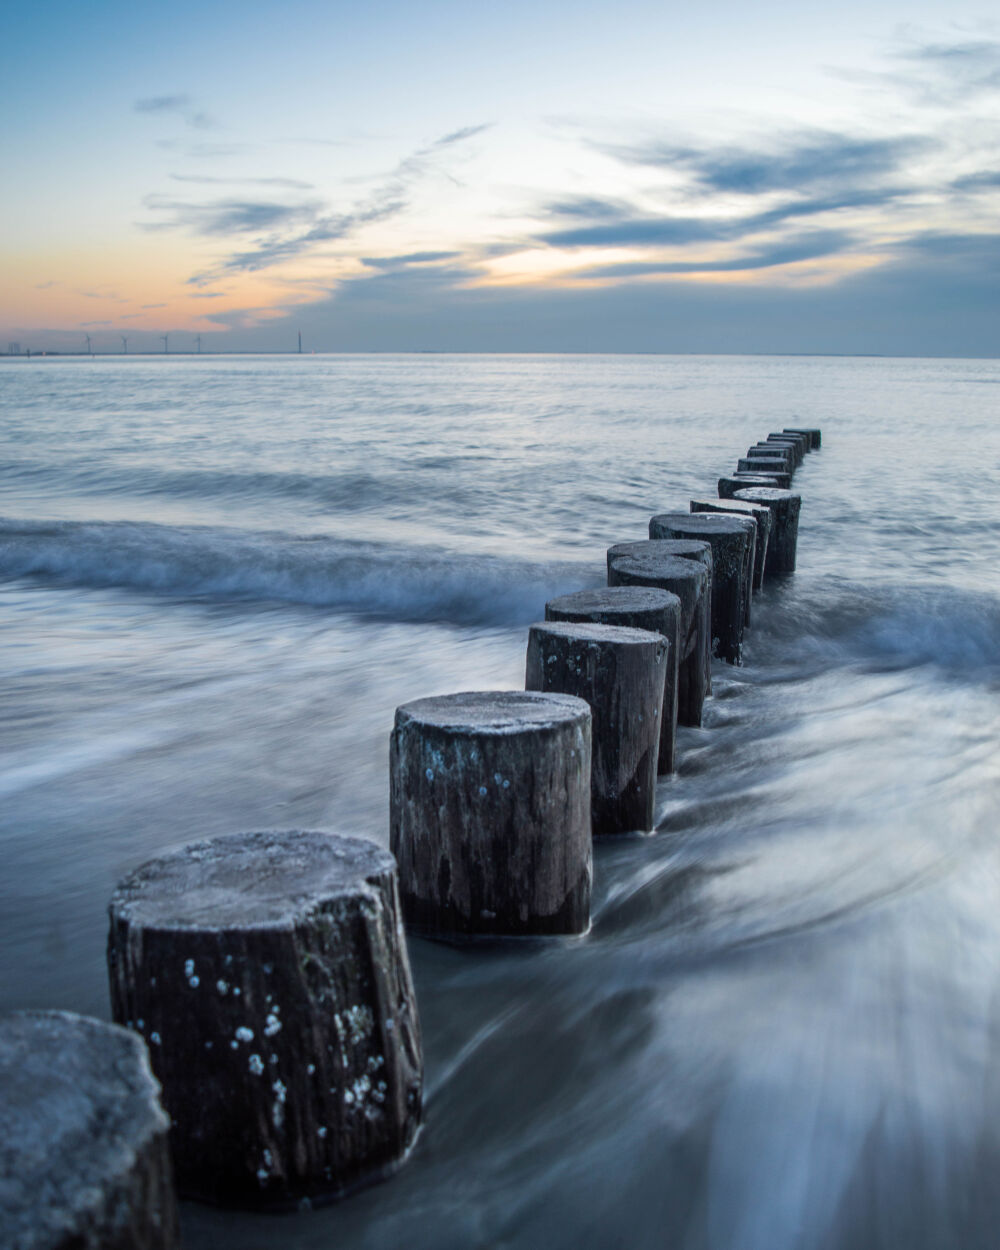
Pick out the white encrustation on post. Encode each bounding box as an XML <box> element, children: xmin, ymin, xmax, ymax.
<box><xmin>107</xmin><ymin>830</ymin><xmax>422</xmax><ymax>1209</ymax></box>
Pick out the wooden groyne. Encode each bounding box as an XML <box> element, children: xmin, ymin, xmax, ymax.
<box><xmin>3</xmin><ymin>421</ymin><xmax>820</xmax><ymax>1228</ymax></box>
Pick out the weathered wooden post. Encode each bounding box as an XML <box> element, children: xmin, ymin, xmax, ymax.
<box><xmin>606</xmin><ymin>537</ymin><xmax>713</xmax><ymax>577</ymax></box>
<box><xmin>718</xmin><ymin>473</ymin><xmax>786</xmax><ymax>499</ymax></box>
<box><xmin>108</xmin><ymin>830</ymin><xmax>423</xmax><ymax>1209</ymax></box>
<box><xmin>391</xmin><ymin>691</ymin><xmax>592</xmax><ymax>937</ymax></box>
<box><xmin>766</xmin><ymin>433</ymin><xmax>807</xmax><ymax>464</ymax></box>
<box><xmin>784</xmin><ymin>426</ymin><xmax>821</xmax><ymax>449</ymax></box>
<box><xmin>733</xmin><ymin>487</ymin><xmax>802</xmax><ymax>575</ymax></box>
<box><xmin>0</xmin><ymin>1010</ymin><xmax>179</xmax><ymax>1249</ymax></box>
<box><xmin>545</xmin><ymin>586</ymin><xmax>681</xmax><ymax>774</ymax></box>
<box><xmin>689</xmin><ymin>497</ymin><xmax>772</xmax><ymax>596</ymax></box>
<box><xmin>747</xmin><ymin>444</ymin><xmax>795</xmax><ymax>473</ymax></box>
<box><xmin>648</xmin><ymin>513</ymin><xmax>755</xmax><ymax>665</ymax></box>
<box><xmin>525</xmin><ymin>622</ymin><xmax>666</xmax><ymax>835</ymax></box>
<box><xmin>736</xmin><ymin>460</ymin><xmax>792</xmax><ymax>487</ymax></box>
<box><xmin>607</xmin><ymin>551</ymin><xmax>711</xmax><ymax>728</ymax></box>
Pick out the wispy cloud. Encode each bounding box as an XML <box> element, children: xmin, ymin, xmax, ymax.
<box><xmin>140</xmin><ymin>195</ymin><xmax>322</xmax><ymax>236</ymax></box>
<box><xmin>134</xmin><ymin>94</ymin><xmax>216</xmax><ymax>130</ymax></box>
<box><xmin>595</xmin><ymin>131</ymin><xmax>930</xmax><ymax>194</ymax></box>
<box><xmin>139</xmin><ymin>124</ymin><xmax>491</xmax><ymax>284</ymax></box>
<box><xmin>169</xmin><ymin>174</ymin><xmax>315</xmax><ymax>190</ymax></box>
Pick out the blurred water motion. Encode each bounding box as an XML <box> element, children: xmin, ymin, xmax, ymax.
<box><xmin>2</xmin><ymin>353</ymin><xmax>1000</xmax><ymax>1249</ymax></box>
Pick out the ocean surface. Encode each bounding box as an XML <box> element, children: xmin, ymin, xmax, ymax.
<box><xmin>2</xmin><ymin>352</ymin><xmax>999</xmax><ymax>1250</ymax></box>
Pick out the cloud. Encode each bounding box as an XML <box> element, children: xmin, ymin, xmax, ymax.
<box><xmin>572</xmin><ymin>230</ymin><xmax>856</xmax><ymax>279</ymax></box>
<box><xmin>952</xmin><ymin>170</ymin><xmax>1000</xmax><ymax>191</ymax></box>
<box><xmin>199</xmin><ymin>228</ymin><xmax>1000</xmax><ymax>358</ymax></box>
<box><xmin>161</xmin><ymin>123</ymin><xmax>488</xmax><ymax>282</ymax></box>
<box><xmin>140</xmin><ymin>195</ymin><xmax>321</xmax><ymax>236</ymax></box>
<box><xmin>135</xmin><ymin>94</ymin><xmax>191</xmax><ymax>114</ymax></box>
<box><xmin>360</xmin><ymin>251</ymin><xmax>462</xmax><ymax>269</ymax></box>
<box><xmin>598</xmin><ymin>131</ymin><xmax>931</xmax><ymax>194</ymax></box>
<box><xmin>895</xmin><ymin>39</ymin><xmax>1000</xmax><ymax>100</ymax></box>
<box><xmin>170</xmin><ymin>174</ymin><xmax>315</xmax><ymax>190</ymax></box>
<box><xmin>141</xmin><ymin>303</ymin><xmax>167</xmax><ymax>309</ymax></box>
<box><xmin>536</xmin><ymin>187</ymin><xmax>908</xmax><ymax>252</ymax></box>
<box><xmin>134</xmin><ymin>93</ymin><xmax>217</xmax><ymax>130</ymax></box>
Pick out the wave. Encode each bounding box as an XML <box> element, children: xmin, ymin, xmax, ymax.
<box><xmin>0</xmin><ymin>459</ymin><xmax>482</xmax><ymax>515</ymax></box>
<box><xmin>0</xmin><ymin>517</ymin><xmax>601</xmax><ymax>626</ymax></box>
<box><xmin>753</xmin><ymin>582</ymin><xmax>1000</xmax><ymax>678</ymax></box>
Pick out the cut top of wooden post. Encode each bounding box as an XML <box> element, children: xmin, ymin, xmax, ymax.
<box><xmin>0</xmin><ymin>1010</ymin><xmax>178</xmax><ymax>1250</ymax></box>
<box><xmin>606</xmin><ymin>537</ymin><xmax>712</xmax><ymax>574</ymax></box>
<box><xmin>545</xmin><ymin>585</ymin><xmax>681</xmax><ymax>632</ymax></box>
<box><xmin>109</xmin><ymin>829</ymin><xmax>398</xmax><ymax>929</ymax></box>
<box><xmin>394</xmin><ymin>689</ymin><xmax>590</xmax><ymax>737</ymax></box>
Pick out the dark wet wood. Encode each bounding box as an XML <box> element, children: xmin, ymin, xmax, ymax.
<box><xmin>391</xmin><ymin>691</ymin><xmax>592</xmax><ymax>937</ymax></box>
<box><xmin>648</xmin><ymin>513</ymin><xmax>755</xmax><ymax>665</ymax></box>
<box><xmin>784</xmin><ymin>426</ymin><xmax>821</xmax><ymax>449</ymax></box>
<box><xmin>689</xmin><ymin>497</ymin><xmax>772</xmax><ymax>598</ymax></box>
<box><xmin>108</xmin><ymin>831</ymin><xmax>422</xmax><ymax>1210</ymax></box>
<box><xmin>736</xmin><ymin>460</ymin><xmax>792</xmax><ymax>487</ymax></box>
<box><xmin>0</xmin><ymin>1010</ymin><xmax>179</xmax><ymax>1249</ymax></box>
<box><xmin>607</xmin><ymin>552</ymin><xmax>711</xmax><ymax>727</ymax></box>
<box><xmin>718</xmin><ymin>474</ymin><xmax>786</xmax><ymax>499</ymax></box>
<box><xmin>545</xmin><ymin>586</ymin><xmax>681</xmax><ymax>774</ymax></box>
<box><xmin>526</xmin><ymin>621</ymin><xmax>667</xmax><ymax>834</ymax></box>
<box><xmin>733</xmin><ymin>487</ymin><xmax>802</xmax><ymax>575</ymax></box>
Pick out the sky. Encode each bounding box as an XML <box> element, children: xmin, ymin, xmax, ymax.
<box><xmin>2</xmin><ymin>0</ymin><xmax>998</xmax><ymax>355</ymax></box>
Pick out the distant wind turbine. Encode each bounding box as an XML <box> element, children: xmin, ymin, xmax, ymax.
<box><xmin>161</xmin><ymin>334</ymin><xmax>169</xmax><ymax>354</ymax></box>
<box><xmin>121</xmin><ymin>335</ymin><xmax>128</xmax><ymax>354</ymax></box>
<box><xmin>84</xmin><ymin>334</ymin><xmax>93</xmax><ymax>356</ymax></box>
<box><xmin>195</xmin><ymin>334</ymin><xmax>202</xmax><ymax>354</ymax></box>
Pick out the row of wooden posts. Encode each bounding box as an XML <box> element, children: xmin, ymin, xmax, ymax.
<box><xmin>1</xmin><ymin>427</ymin><xmax>820</xmax><ymax>1247</ymax></box>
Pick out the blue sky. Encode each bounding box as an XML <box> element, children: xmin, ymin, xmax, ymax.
<box><xmin>2</xmin><ymin>1</ymin><xmax>998</xmax><ymax>354</ymax></box>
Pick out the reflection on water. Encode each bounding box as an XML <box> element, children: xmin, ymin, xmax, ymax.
<box><xmin>2</xmin><ymin>353</ymin><xmax>1000</xmax><ymax>1248</ymax></box>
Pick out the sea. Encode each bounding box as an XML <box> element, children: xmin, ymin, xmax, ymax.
<box><xmin>2</xmin><ymin>352</ymin><xmax>999</xmax><ymax>1250</ymax></box>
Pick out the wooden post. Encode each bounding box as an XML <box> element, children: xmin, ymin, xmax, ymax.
<box><xmin>606</xmin><ymin>552</ymin><xmax>711</xmax><ymax>728</ymax></box>
<box><xmin>391</xmin><ymin>691</ymin><xmax>592</xmax><ymax>937</ymax></box>
<box><xmin>718</xmin><ymin>474</ymin><xmax>785</xmax><ymax>499</ymax></box>
<box><xmin>689</xmin><ymin>497</ymin><xmax>772</xmax><ymax>597</ymax></box>
<box><xmin>607</xmin><ymin>539</ymin><xmax>713</xmax><ymax>698</ymax></box>
<box><xmin>545</xmin><ymin>586</ymin><xmax>681</xmax><ymax>774</ymax></box>
<box><xmin>733</xmin><ymin>487</ymin><xmax>802</xmax><ymax>575</ymax></box>
<box><xmin>108</xmin><ymin>830</ymin><xmax>423</xmax><ymax>1209</ymax></box>
<box><xmin>0</xmin><ymin>1010</ymin><xmax>179</xmax><ymax>1249</ymax></box>
<box><xmin>736</xmin><ymin>460</ymin><xmax>792</xmax><ymax>487</ymax></box>
<box><xmin>765</xmin><ymin>433</ymin><xmax>807</xmax><ymax>465</ymax></box>
<box><xmin>747</xmin><ymin>445</ymin><xmax>795</xmax><ymax>474</ymax></box>
<box><xmin>526</xmin><ymin>621</ymin><xmax>667</xmax><ymax>834</ymax></box>
<box><xmin>784</xmin><ymin>426</ymin><xmax>821</xmax><ymax>449</ymax></box>
<box><xmin>648</xmin><ymin>512</ymin><xmax>755</xmax><ymax>665</ymax></box>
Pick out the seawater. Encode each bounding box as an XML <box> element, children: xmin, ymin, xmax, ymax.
<box><xmin>2</xmin><ymin>353</ymin><xmax>999</xmax><ymax>1250</ymax></box>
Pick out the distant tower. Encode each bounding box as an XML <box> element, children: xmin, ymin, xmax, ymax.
<box><xmin>121</xmin><ymin>336</ymin><xmax>128</xmax><ymax>354</ymax></box>
<box><xmin>298</xmin><ymin>330</ymin><xmax>302</xmax><ymax>354</ymax></box>
<box><xmin>195</xmin><ymin>334</ymin><xmax>202</xmax><ymax>354</ymax></box>
<box><xmin>161</xmin><ymin>334</ymin><xmax>169</xmax><ymax>354</ymax></box>
<box><xmin>84</xmin><ymin>334</ymin><xmax>93</xmax><ymax>356</ymax></box>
